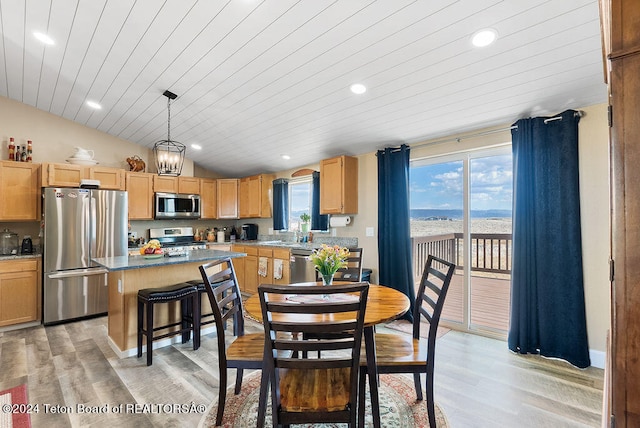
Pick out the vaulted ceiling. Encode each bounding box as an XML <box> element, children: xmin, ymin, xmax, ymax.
<box><xmin>0</xmin><ymin>0</ymin><xmax>606</xmax><ymax>177</ymax></box>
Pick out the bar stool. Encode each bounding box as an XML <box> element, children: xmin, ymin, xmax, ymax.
<box><xmin>137</xmin><ymin>282</ymin><xmax>200</xmax><ymax>366</ymax></box>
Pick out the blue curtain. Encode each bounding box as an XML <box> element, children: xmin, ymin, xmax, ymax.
<box><xmin>311</xmin><ymin>171</ymin><xmax>329</xmax><ymax>231</ymax></box>
<box><xmin>508</xmin><ymin>109</ymin><xmax>590</xmax><ymax>368</ymax></box>
<box><xmin>377</xmin><ymin>145</ymin><xmax>415</xmax><ymax>321</ymax></box>
<box><xmin>272</xmin><ymin>178</ymin><xmax>289</xmax><ymax>231</ymax></box>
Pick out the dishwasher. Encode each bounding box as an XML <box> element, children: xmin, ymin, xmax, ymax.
<box><xmin>290</xmin><ymin>248</ymin><xmax>317</xmax><ymax>282</ymax></box>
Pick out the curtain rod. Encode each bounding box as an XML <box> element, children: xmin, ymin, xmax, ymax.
<box><xmin>411</xmin><ymin>110</ymin><xmax>584</xmax><ymax>148</ymax></box>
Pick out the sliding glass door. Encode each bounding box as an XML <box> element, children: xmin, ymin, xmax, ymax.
<box><xmin>410</xmin><ymin>146</ymin><xmax>512</xmax><ymax>336</ymax></box>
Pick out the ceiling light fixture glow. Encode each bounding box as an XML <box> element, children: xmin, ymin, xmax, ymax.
<box><xmin>86</xmin><ymin>100</ymin><xmax>102</xmax><ymax>110</ymax></box>
<box><xmin>191</xmin><ymin>144</ymin><xmax>202</xmax><ymax>150</ymax></box>
<box><xmin>281</xmin><ymin>154</ymin><xmax>291</xmax><ymax>160</ymax></box>
<box><xmin>350</xmin><ymin>83</ymin><xmax>367</xmax><ymax>94</ymax></box>
<box><xmin>34</xmin><ymin>32</ymin><xmax>54</xmax><ymax>45</ymax></box>
<box><xmin>471</xmin><ymin>29</ymin><xmax>497</xmax><ymax>47</ymax></box>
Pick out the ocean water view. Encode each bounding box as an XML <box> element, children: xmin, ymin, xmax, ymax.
<box><xmin>410</xmin><ymin>209</ymin><xmax>512</xmax><ymax>220</ymax></box>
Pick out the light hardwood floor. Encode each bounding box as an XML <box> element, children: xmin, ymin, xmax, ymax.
<box><xmin>0</xmin><ymin>316</ymin><xmax>603</xmax><ymax>427</ymax></box>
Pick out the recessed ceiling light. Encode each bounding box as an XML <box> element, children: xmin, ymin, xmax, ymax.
<box><xmin>191</xmin><ymin>144</ymin><xmax>202</xmax><ymax>150</ymax></box>
<box><xmin>34</xmin><ymin>32</ymin><xmax>54</xmax><ymax>45</ymax></box>
<box><xmin>471</xmin><ymin>29</ymin><xmax>497</xmax><ymax>47</ymax></box>
<box><xmin>86</xmin><ymin>100</ymin><xmax>102</xmax><ymax>110</ymax></box>
<box><xmin>281</xmin><ymin>154</ymin><xmax>291</xmax><ymax>160</ymax></box>
<box><xmin>350</xmin><ymin>83</ymin><xmax>367</xmax><ymax>95</ymax></box>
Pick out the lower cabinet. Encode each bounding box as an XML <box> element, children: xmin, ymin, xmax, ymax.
<box><xmin>272</xmin><ymin>249</ymin><xmax>291</xmax><ymax>285</ymax></box>
<box><xmin>243</xmin><ymin>247</ymin><xmax>259</xmax><ymax>295</ymax></box>
<box><xmin>0</xmin><ymin>258</ymin><xmax>40</xmax><ymax>326</ymax></box>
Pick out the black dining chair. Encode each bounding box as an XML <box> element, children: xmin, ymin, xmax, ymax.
<box><xmin>199</xmin><ymin>258</ymin><xmax>264</xmax><ymax>426</ymax></box>
<box><xmin>358</xmin><ymin>254</ymin><xmax>455</xmax><ymax>428</ymax></box>
<box><xmin>316</xmin><ymin>247</ymin><xmax>364</xmax><ymax>282</ymax></box>
<box><xmin>258</xmin><ymin>282</ymin><xmax>369</xmax><ymax>427</ymax></box>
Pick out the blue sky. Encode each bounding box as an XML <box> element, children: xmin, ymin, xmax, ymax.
<box><xmin>410</xmin><ymin>154</ymin><xmax>513</xmax><ymax>211</ymax></box>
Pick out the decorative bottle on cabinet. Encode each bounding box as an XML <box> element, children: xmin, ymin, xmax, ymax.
<box><xmin>8</xmin><ymin>137</ymin><xmax>15</xmax><ymax>161</ymax></box>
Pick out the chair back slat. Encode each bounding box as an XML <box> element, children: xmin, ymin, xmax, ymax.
<box><xmin>317</xmin><ymin>247</ymin><xmax>364</xmax><ymax>282</ymax></box>
<box><xmin>258</xmin><ymin>282</ymin><xmax>368</xmax><ymax>425</ymax></box>
<box><xmin>412</xmin><ymin>255</ymin><xmax>456</xmax><ymax>349</ymax></box>
<box><xmin>199</xmin><ymin>258</ymin><xmax>245</xmax><ymax>344</ymax></box>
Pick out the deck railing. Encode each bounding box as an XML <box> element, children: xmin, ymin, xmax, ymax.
<box><xmin>411</xmin><ymin>233</ymin><xmax>512</xmax><ymax>278</ymax></box>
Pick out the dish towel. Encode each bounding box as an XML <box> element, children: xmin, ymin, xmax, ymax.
<box><xmin>274</xmin><ymin>259</ymin><xmax>283</xmax><ymax>280</ymax></box>
<box><xmin>258</xmin><ymin>257</ymin><xmax>268</xmax><ymax>277</ymax></box>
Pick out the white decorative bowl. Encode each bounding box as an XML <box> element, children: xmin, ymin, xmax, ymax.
<box><xmin>66</xmin><ymin>158</ymin><xmax>99</xmax><ymax>165</ymax></box>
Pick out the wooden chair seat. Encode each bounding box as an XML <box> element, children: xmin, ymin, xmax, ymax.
<box><xmin>279</xmin><ymin>367</ymin><xmax>352</xmax><ymax>412</ymax></box>
<box><xmin>358</xmin><ymin>255</ymin><xmax>455</xmax><ymax>428</ymax></box>
<box><xmin>362</xmin><ymin>333</ymin><xmax>428</xmax><ymax>367</ymax></box>
<box><xmin>226</xmin><ymin>332</ymin><xmax>264</xmax><ymax>361</ymax></box>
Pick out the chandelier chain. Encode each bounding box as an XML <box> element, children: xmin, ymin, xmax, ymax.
<box><xmin>167</xmin><ymin>97</ymin><xmax>171</xmax><ymax>142</ymax></box>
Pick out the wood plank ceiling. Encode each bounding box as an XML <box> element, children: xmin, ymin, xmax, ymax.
<box><xmin>0</xmin><ymin>0</ymin><xmax>606</xmax><ymax>177</ymax></box>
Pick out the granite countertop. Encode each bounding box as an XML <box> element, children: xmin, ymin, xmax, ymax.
<box><xmin>0</xmin><ymin>252</ymin><xmax>42</xmax><ymax>260</ymax></box>
<box><xmin>92</xmin><ymin>248</ymin><xmax>246</xmax><ymax>272</ymax></box>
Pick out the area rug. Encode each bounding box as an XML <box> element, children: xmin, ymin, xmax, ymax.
<box><xmin>0</xmin><ymin>384</ymin><xmax>31</xmax><ymax>428</ymax></box>
<box><xmin>385</xmin><ymin>319</ymin><xmax>450</xmax><ymax>340</ymax></box>
<box><xmin>199</xmin><ymin>371</ymin><xmax>449</xmax><ymax>427</ymax></box>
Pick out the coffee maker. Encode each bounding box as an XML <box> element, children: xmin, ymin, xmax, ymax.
<box><xmin>241</xmin><ymin>224</ymin><xmax>258</xmax><ymax>241</ymax></box>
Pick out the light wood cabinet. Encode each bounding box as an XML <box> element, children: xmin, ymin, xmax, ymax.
<box><xmin>243</xmin><ymin>246</ymin><xmax>259</xmax><ymax>295</ymax></box>
<box><xmin>0</xmin><ymin>258</ymin><xmax>40</xmax><ymax>326</ymax></box>
<box><xmin>0</xmin><ymin>161</ymin><xmax>40</xmax><ymax>221</ymax></box>
<box><xmin>320</xmin><ymin>155</ymin><xmax>358</xmax><ymax>215</ymax></box>
<box><xmin>88</xmin><ymin>166</ymin><xmax>124</xmax><ymax>190</ymax></box>
<box><xmin>272</xmin><ymin>248</ymin><xmax>291</xmax><ymax>285</ymax></box>
<box><xmin>178</xmin><ymin>176</ymin><xmax>200</xmax><ymax>194</ymax></box>
<box><xmin>258</xmin><ymin>247</ymin><xmax>274</xmax><ymax>285</ymax></box>
<box><xmin>153</xmin><ymin>175</ymin><xmax>178</xmax><ymax>193</ymax></box>
<box><xmin>239</xmin><ymin>174</ymin><xmax>275</xmax><ymax>218</ymax></box>
<box><xmin>42</xmin><ymin>162</ymin><xmax>125</xmax><ymax>190</ymax></box>
<box><xmin>231</xmin><ymin>244</ymin><xmax>246</xmax><ymax>292</ymax></box>
<box><xmin>200</xmin><ymin>178</ymin><xmax>217</xmax><ymax>219</ymax></box>
<box><xmin>42</xmin><ymin>162</ymin><xmax>85</xmax><ymax>187</ymax></box>
<box><xmin>217</xmin><ymin>178</ymin><xmax>239</xmax><ymax>219</ymax></box>
<box><xmin>126</xmin><ymin>172</ymin><xmax>154</xmax><ymax>220</ymax></box>
<box><xmin>152</xmin><ymin>175</ymin><xmax>201</xmax><ymax>194</ymax></box>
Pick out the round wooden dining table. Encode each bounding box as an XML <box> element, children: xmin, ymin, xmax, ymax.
<box><xmin>244</xmin><ymin>282</ymin><xmax>410</xmax><ymax>428</ymax></box>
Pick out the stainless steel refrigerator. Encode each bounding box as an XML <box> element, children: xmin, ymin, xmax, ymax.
<box><xmin>43</xmin><ymin>187</ymin><xmax>128</xmax><ymax>324</ymax></box>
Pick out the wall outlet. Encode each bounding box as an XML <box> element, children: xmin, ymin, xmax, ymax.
<box><xmin>366</xmin><ymin>227</ymin><xmax>374</xmax><ymax>237</ymax></box>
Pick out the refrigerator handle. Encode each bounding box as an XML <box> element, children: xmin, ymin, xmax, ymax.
<box><xmin>47</xmin><ymin>268</ymin><xmax>109</xmax><ymax>279</ymax></box>
<box><xmin>90</xmin><ymin>195</ymin><xmax>97</xmax><ymax>258</ymax></box>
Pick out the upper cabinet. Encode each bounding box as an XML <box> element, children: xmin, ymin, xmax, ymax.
<box><xmin>178</xmin><ymin>176</ymin><xmax>200</xmax><ymax>194</ymax></box>
<box><xmin>200</xmin><ymin>178</ymin><xmax>217</xmax><ymax>219</ymax></box>
<box><xmin>152</xmin><ymin>175</ymin><xmax>201</xmax><ymax>194</ymax></box>
<box><xmin>0</xmin><ymin>161</ymin><xmax>40</xmax><ymax>221</ymax></box>
<box><xmin>41</xmin><ymin>163</ymin><xmax>124</xmax><ymax>190</ymax></box>
<box><xmin>320</xmin><ymin>155</ymin><xmax>358</xmax><ymax>215</ymax></box>
<box><xmin>88</xmin><ymin>166</ymin><xmax>124</xmax><ymax>190</ymax></box>
<box><xmin>42</xmin><ymin>162</ymin><xmax>84</xmax><ymax>187</ymax></box>
<box><xmin>126</xmin><ymin>172</ymin><xmax>154</xmax><ymax>220</ymax></box>
<box><xmin>152</xmin><ymin>175</ymin><xmax>178</xmax><ymax>193</ymax></box>
<box><xmin>239</xmin><ymin>174</ymin><xmax>275</xmax><ymax>218</ymax></box>
<box><xmin>217</xmin><ymin>178</ymin><xmax>239</xmax><ymax>219</ymax></box>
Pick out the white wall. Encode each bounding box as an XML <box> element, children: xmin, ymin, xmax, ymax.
<box><xmin>0</xmin><ymin>95</ymin><xmax>194</xmax><ymax>175</ymax></box>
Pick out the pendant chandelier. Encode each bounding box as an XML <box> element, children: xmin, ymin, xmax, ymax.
<box><xmin>153</xmin><ymin>90</ymin><xmax>185</xmax><ymax>176</ymax></box>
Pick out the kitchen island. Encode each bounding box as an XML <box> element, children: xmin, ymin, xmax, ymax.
<box><xmin>93</xmin><ymin>248</ymin><xmax>245</xmax><ymax>357</ymax></box>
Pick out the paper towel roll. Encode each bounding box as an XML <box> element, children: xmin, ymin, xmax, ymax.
<box><xmin>329</xmin><ymin>216</ymin><xmax>351</xmax><ymax>227</ymax></box>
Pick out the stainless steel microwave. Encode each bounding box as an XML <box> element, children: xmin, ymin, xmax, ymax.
<box><xmin>154</xmin><ymin>192</ymin><xmax>201</xmax><ymax>219</ymax></box>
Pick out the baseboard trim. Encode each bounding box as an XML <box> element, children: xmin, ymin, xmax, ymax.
<box><xmin>589</xmin><ymin>349</ymin><xmax>605</xmax><ymax>369</ymax></box>
<box><xmin>107</xmin><ymin>325</ymin><xmax>218</xmax><ymax>359</ymax></box>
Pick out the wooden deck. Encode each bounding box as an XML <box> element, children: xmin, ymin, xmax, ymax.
<box><xmin>431</xmin><ymin>273</ymin><xmax>511</xmax><ymax>334</ymax></box>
